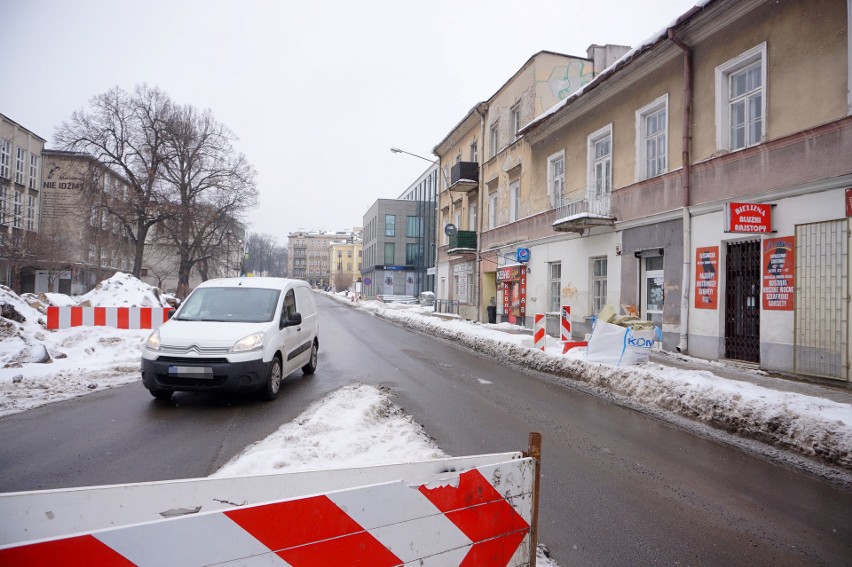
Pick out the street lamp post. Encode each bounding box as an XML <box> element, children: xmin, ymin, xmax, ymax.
<box><xmin>225</xmin><ymin>230</ymin><xmax>232</xmax><ymax>277</ymax></box>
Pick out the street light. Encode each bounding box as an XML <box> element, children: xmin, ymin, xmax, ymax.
<box><xmin>225</xmin><ymin>230</ymin><xmax>232</xmax><ymax>277</ymax></box>
<box><xmin>390</xmin><ymin>147</ymin><xmax>450</xmax><ymax>190</ymax></box>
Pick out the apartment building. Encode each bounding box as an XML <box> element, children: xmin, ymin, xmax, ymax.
<box><xmin>362</xmin><ymin>199</ymin><xmax>423</xmax><ymax>298</ymax></box>
<box><xmin>288</xmin><ymin>229</ymin><xmax>359</xmax><ymax>288</ymax></box>
<box><xmin>433</xmin><ymin>49</ymin><xmax>627</xmax><ymax>322</ymax></box>
<box><xmin>38</xmin><ymin>150</ymin><xmax>135</xmax><ymax>295</ymax></box>
<box><xmin>329</xmin><ymin>240</ymin><xmax>363</xmax><ymax>292</ymax></box>
<box><xmin>516</xmin><ymin>0</ymin><xmax>852</xmax><ymax>381</ymax></box>
<box><xmin>0</xmin><ymin>114</ymin><xmax>46</xmax><ymax>291</ymax></box>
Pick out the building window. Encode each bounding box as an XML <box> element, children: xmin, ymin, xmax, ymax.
<box><xmin>547</xmin><ymin>152</ymin><xmax>565</xmax><ymax>209</ymax></box>
<box><xmin>548</xmin><ymin>262</ymin><xmax>562</xmax><ymax>312</ymax></box>
<box><xmin>385</xmin><ymin>214</ymin><xmax>395</xmax><ymax>237</ymax></box>
<box><xmin>489</xmin><ymin>121</ymin><xmax>500</xmax><ymax>158</ymax></box>
<box><xmin>384</xmin><ymin>242</ymin><xmax>394</xmax><ymax>264</ymax></box>
<box><xmin>469</xmin><ymin>202</ymin><xmax>477</xmax><ymax>232</ymax></box>
<box><xmin>89</xmin><ymin>244</ymin><xmax>96</xmax><ymax>263</ymax></box>
<box><xmin>12</xmin><ymin>190</ymin><xmax>23</xmax><ymax>228</ymax></box>
<box><xmin>509</xmin><ymin>180</ymin><xmax>520</xmax><ymax>222</ymax></box>
<box><xmin>511</xmin><ymin>103</ymin><xmax>521</xmax><ymax>141</ymax></box>
<box><xmin>588</xmin><ymin>125</ymin><xmax>612</xmax><ymax>199</ymax></box>
<box><xmin>636</xmin><ymin>95</ymin><xmax>668</xmax><ymax>180</ymax></box>
<box><xmin>406</xmin><ymin>215</ymin><xmax>418</xmax><ymax>237</ymax></box>
<box><xmin>716</xmin><ymin>43</ymin><xmax>766</xmax><ymax>152</ymax></box>
<box><xmin>0</xmin><ymin>186</ymin><xmax>6</xmax><ymax>224</ymax></box>
<box><xmin>15</xmin><ymin>148</ymin><xmax>25</xmax><ymax>185</ymax></box>
<box><xmin>591</xmin><ymin>256</ymin><xmax>608</xmax><ymax>315</ymax></box>
<box><xmin>29</xmin><ymin>154</ymin><xmax>38</xmax><ymax>189</ymax></box>
<box><xmin>488</xmin><ymin>192</ymin><xmax>497</xmax><ymax>230</ymax></box>
<box><xmin>406</xmin><ymin>243</ymin><xmax>418</xmax><ymax>265</ymax></box>
<box><xmin>0</xmin><ymin>139</ymin><xmax>11</xmax><ymax>179</ymax></box>
<box><xmin>26</xmin><ymin>194</ymin><xmax>36</xmax><ymax>231</ymax></box>
<box><xmin>470</xmin><ymin>140</ymin><xmax>478</xmax><ymax>163</ymax></box>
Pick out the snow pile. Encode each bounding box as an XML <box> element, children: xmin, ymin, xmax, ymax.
<box><xmin>214</xmin><ymin>382</ymin><xmax>560</xmax><ymax>566</ymax></box>
<box><xmin>77</xmin><ymin>272</ymin><xmax>171</xmax><ymax>308</ymax></box>
<box><xmin>340</xmin><ymin>296</ymin><xmax>852</xmax><ymax>471</ymax></box>
<box><xmin>214</xmin><ymin>384</ymin><xmax>447</xmax><ymax>477</ymax></box>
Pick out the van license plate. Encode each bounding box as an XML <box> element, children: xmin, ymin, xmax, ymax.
<box><xmin>169</xmin><ymin>366</ymin><xmax>214</xmax><ymax>379</ymax></box>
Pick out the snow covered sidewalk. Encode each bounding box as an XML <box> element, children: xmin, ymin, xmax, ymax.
<box><xmin>331</xmin><ymin>293</ymin><xmax>852</xmax><ymax>474</ymax></box>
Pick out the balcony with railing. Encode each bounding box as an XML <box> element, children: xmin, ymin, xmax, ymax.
<box><xmin>552</xmin><ymin>192</ymin><xmax>615</xmax><ymax>232</ymax></box>
<box><xmin>448</xmin><ymin>230</ymin><xmax>477</xmax><ymax>254</ymax></box>
<box><xmin>448</xmin><ymin>162</ymin><xmax>479</xmax><ymax>193</ymax></box>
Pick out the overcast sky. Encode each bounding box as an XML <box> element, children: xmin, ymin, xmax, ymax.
<box><xmin>3</xmin><ymin>0</ymin><xmax>698</xmax><ymax>243</ymax></box>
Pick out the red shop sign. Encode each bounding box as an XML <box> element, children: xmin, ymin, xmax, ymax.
<box><xmin>726</xmin><ymin>202</ymin><xmax>772</xmax><ymax>233</ymax></box>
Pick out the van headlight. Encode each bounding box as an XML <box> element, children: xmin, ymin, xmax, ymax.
<box><xmin>145</xmin><ymin>329</ymin><xmax>161</xmax><ymax>351</ymax></box>
<box><xmin>231</xmin><ymin>332</ymin><xmax>264</xmax><ymax>353</ymax></box>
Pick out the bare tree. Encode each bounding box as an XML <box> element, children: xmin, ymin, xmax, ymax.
<box><xmin>54</xmin><ymin>84</ymin><xmax>174</xmax><ymax>278</ymax></box>
<box><xmin>244</xmin><ymin>233</ymin><xmax>287</xmax><ymax>277</ymax></box>
<box><xmin>28</xmin><ymin>220</ymin><xmax>78</xmax><ymax>292</ymax></box>
<box><xmin>333</xmin><ymin>272</ymin><xmax>353</xmax><ymax>292</ymax></box>
<box><xmin>158</xmin><ymin>105</ymin><xmax>258</xmax><ymax>299</ymax></box>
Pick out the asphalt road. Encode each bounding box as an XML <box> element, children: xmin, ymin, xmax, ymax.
<box><xmin>1</xmin><ymin>294</ymin><xmax>850</xmax><ymax>565</ymax></box>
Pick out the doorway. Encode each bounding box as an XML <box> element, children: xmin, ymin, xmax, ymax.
<box><xmin>725</xmin><ymin>240</ymin><xmax>761</xmax><ymax>362</ymax></box>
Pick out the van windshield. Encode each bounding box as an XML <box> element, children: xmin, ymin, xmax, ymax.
<box><xmin>175</xmin><ymin>287</ymin><xmax>280</xmax><ymax>323</ymax></box>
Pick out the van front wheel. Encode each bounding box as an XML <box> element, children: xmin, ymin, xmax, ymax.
<box><xmin>264</xmin><ymin>356</ymin><xmax>283</xmax><ymax>400</ymax></box>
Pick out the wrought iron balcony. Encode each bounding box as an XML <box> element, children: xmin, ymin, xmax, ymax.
<box><xmin>553</xmin><ymin>193</ymin><xmax>615</xmax><ymax>232</ymax></box>
<box><xmin>448</xmin><ymin>230</ymin><xmax>476</xmax><ymax>254</ymax></box>
<box><xmin>449</xmin><ymin>162</ymin><xmax>479</xmax><ymax>193</ymax></box>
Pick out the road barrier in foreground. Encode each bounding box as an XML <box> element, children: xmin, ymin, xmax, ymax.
<box><xmin>46</xmin><ymin>306</ymin><xmax>174</xmax><ymax>330</ymax></box>
<box><xmin>0</xmin><ymin>434</ymin><xmax>543</xmax><ymax>566</ymax></box>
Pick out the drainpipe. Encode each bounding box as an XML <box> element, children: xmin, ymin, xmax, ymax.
<box><xmin>475</xmin><ymin>103</ymin><xmax>488</xmax><ymax>322</ymax></box>
<box><xmin>668</xmin><ymin>28</ymin><xmax>692</xmax><ymax>353</ymax></box>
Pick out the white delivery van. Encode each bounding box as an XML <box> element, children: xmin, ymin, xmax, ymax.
<box><xmin>141</xmin><ymin>277</ymin><xmax>319</xmax><ymax>400</ymax></box>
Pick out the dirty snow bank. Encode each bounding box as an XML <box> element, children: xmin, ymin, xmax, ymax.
<box><xmin>368</xmin><ymin>302</ymin><xmax>852</xmax><ymax>471</ymax></box>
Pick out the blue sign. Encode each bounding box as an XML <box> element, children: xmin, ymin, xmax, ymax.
<box><xmin>517</xmin><ymin>248</ymin><xmax>530</xmax><ymax>263</ymax></box>
<box><xmin>364</xmin><ymin>277</ymin><xmax>372</xmax><ymax>285</ymax></box>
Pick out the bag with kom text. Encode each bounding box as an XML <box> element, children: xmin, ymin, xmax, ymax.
<box><xmin>585</xmin><ymin>319</ymin><xmax>661</xmax><ymax>366</ymax></box>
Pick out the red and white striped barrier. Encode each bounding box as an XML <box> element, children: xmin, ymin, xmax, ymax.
<box><xmin>46</xmin><ymin>306</ymin><xmax>174</xmax><ymax>330</ymax></box>
<box><xmin>533</xmin><ymin>313</ymin><xmax>546</xmax><ymax>351</ymax></box>
<box><xmin>560</xmin><ymin>305</ymin><xmax>571</xmax><ymax>342</ymax></box>
<box><xmin>0</xmin><ymin>451</ymin><xmax>538</xmax><ymax>566</ymax></box>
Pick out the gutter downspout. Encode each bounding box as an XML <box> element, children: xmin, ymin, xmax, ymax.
<box><xmin>475</xmin><ymin>103</ymin><xmax>488</xmax><ymax>322</ymax></box>
<box><xmin>668</xmin><ymin>28</ymin><xmax>692</xmax><ymax>354</ymax></box>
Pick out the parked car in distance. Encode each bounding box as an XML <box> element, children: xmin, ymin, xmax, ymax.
<box><xmin>141</xmin><ymin>277</ymin><xmax>319</xmax><ymax>401</ymax></box>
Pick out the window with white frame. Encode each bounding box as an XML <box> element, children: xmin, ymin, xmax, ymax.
<box><xmin>89</xmin><ymin>244</ymin><xmax>96</xmax><ymax>263</ymax></box>
<box><xmin>511</xmin><ymin>103</ymin><xmax>521</xmax><ymax>141</ymax></box>
<box><xmin>0</xmin><ymin>186</ymin><xmax>6</xmax><ymax>224</ymax></box>
<box><xmin>547</xmin><ymin>151</ymin><xmax>565</xmax><ymax>208</ymax></box>
<box><xmin>26</xmin><ymin>194</ymin><xmax>36</xmax><ymax>231</ymax></box>
<box><xmin>101</xmin><ymin>249</ymin><xmax>108</xmax><ymax>267</ymax></box>
<box><xmin>15</xmin><ymin>148</ymin><xmax>26</xmax><ymax>185</ymax></box>
<box><xmin>489</xmin><ymin>121</ymin><xmax>499</xmax><ymax>158</ymax></box>
<box><xmin>716</xmin><ymin>43</ymin><xmax>766</xmax><ymax>152</ymax></box>
<box><xmin>591</xmin><ymin>256</ymin><xmax>608</xmax><ymax>315</ymax></box>
<box><xmin>29</xmin><ymin>154</ymin><xmax>38</xmax><ymax>189</ymax></box>
<box><xmin>488</xmin><ymin>191</ymin><xmax>497</xmax><ymax>229</ymax></box>
<box><xmin>509</xmin><ymin>180</ymin><xmax>520</xmax><ymax>222</ymax></box>
<box><xmin>470</xmin><ymin>140</ymin><xmax>478</xmax><ymax>163</ymax></box>
<box><xmin>588</xmin><ymin>125</ymin><xmax>612</xmax><ymax>199</ymax></box>
<box><xmin>548</xmin><ymin>262</ymin><xmax>562</xmax><ymax>312</ymax></box>
<box><xmin>12</xmin><ymin>191</ymin><xmax>23</xmax><ymax>228</ymax></box>
<box><xmin>469</xmin><ymin>202</ymin><xmax>477</xmax><ymax>232</ymax></box>
<box><xmin>0</xmin><ymin>139</ymin><xmax>11</xmax><ymax>179</ymax></box>
<box><xmin>636</xmin><ymin>95</ymin><xmax>668</xmax><ymax>180</ymax></box>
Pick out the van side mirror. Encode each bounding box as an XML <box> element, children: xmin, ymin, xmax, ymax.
<box><xmin>280</xmin><ymin>312</ymin><xmax>302</xmax><ymax>329</ymax></box>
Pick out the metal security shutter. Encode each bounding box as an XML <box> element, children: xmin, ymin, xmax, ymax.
<box><xmin>794</xmin><ymin>219</ymin><xmax>849</xmax><ymax>381</ymax></box>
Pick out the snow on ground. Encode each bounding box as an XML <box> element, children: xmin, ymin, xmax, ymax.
<box><xmin>213</xmin><ymin>382</ymin><xmax>560</xmax><ymax>566</ymax></box>
<box><xmin>76</xmin><ymin>271</ymin><xmax>173</xmax><ymax>307</ymax></box>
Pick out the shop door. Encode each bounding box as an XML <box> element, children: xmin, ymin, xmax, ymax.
<box><xmin>725</xmin><ymin>240</ymin><xmax>761</xmax><ymax>362</ymax></box>
<box><xmin>795</xmin><ymin>219</ymin><xmax>849</xmax><ymax>381</ymax></box>
<box><xmin>641</xmin><ymin>256</ymin><xmax>664</xmax><ymax>327</ymax></box>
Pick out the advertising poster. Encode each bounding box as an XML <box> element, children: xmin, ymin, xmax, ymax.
<box><xmin>496</xmin><ymin>265</ymin><xmax>526</xmax><ymax>324</ymax></box>
<box><xmin>762</xmin><ymin>236</ymin><xmax>795</xmax><ymax>310</ymax></box>
<box><xmin>383</xmin><ymin>272</ymin><xmax>395</xmax><ymax>296</ymax></box>
<box><xmin>694</xmin><ymin>246</ymin><xmax>719</xmax><ymax>309</ymax></box>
